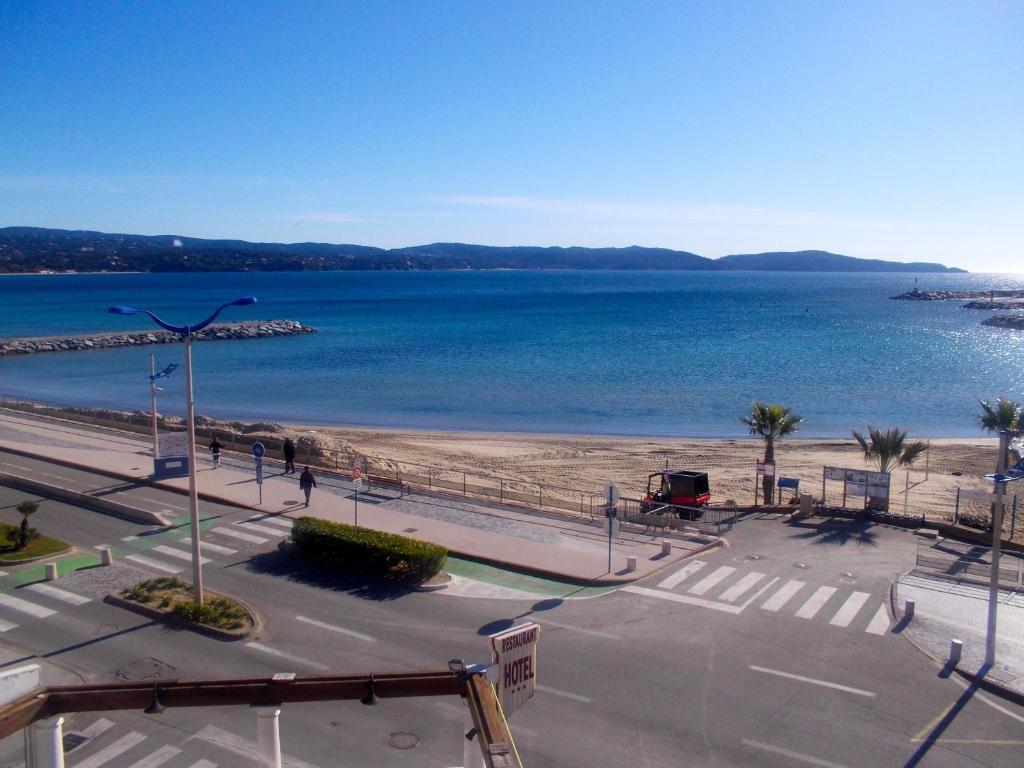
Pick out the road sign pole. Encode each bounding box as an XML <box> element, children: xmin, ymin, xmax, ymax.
<box><xmin>985</xmin><ymin>430</ymin><xmax>1010</xmax><ymax>667</ymax></box>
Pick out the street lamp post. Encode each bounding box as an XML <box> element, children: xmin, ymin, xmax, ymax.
<box><xmin>984</xmin><ymin>429</ymin><xmax>1023</xmax><ymax>667</ymax></box>
<box><xmin>109</xmin><ymin>296</ymin><xmax>257</xmax><ymax>604</ymax></box>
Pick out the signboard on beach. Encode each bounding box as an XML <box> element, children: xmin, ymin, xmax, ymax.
<box><xmin>158</xmin><ymin>432</ymin><xmax>188</xmax><ymax>458</ymax></box>
<box><xmin>756</xmin><ymin>460</ymin><xmax>775</xmax><ymax>477</ymax></box>
<box><xmin>490</xmin><ymin>622</ymin><xmax>540</xmax><ymax>716</ymax></box>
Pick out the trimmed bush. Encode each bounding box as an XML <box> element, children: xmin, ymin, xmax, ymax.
<box><xmin>291</xmin><ymin>517</ymin><xmax>447</xmax><ymax>583</ymax></box>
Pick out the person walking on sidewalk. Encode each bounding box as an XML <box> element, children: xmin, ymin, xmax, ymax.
<box><xmin>283</xmin><ymin>437</ymin><xmax>296</xmax><ymax>474</ymax></box>
<box><xmin>299</xmin><ymin>466</ymin><xmax>317</xmax><ymax>506</ymax></box>
<box><xmin>209</xmin><ymin>437</ymin><xmax>222</xmax><ymax>468</ymax></box>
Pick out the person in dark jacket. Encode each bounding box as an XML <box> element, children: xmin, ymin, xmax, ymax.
<box><xmin>283</xmin><ymin>438</ymin><xmax>296</xmax><ymax>474</ymax></box>
<box><xmin>299</xmin><ymin>466</ymin><xmax>317</xmax><ymax>506</ymax></box>
<box><xmin>209</xmin><ymin>437</ymin><xmax>222</xmax><ymax>468</ymax></box>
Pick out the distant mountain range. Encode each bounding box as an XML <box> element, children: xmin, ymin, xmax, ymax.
<box><xmin>0</xmin><ymin>227</ymin><xmax>966</xmax><ymax>273</ymax></box>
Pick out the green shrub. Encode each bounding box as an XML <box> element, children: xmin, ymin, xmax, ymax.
<box><xmin>290</xmin><ymin>517</ymin><xmax>447</xmax><ymax>583</ymax></box>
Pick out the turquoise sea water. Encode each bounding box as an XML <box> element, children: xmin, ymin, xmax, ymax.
<box><xmin>0</xmin><ymin>270</ymin><xmax>1022</xmax><ymax>438</ymax></box>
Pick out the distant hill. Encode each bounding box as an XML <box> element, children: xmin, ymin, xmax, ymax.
<box><xmin>0</xmin><ymin>227</ymin><xmax>966</xmax><ymax>273</ymax></box>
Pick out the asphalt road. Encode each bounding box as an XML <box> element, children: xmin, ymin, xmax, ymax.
<box><xmin>1</xmin><ymin>456</ymin><xmax>1023</xmax><ymax>767</ymax></box>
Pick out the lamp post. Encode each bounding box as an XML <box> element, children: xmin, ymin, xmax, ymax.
<box><xmin>984</xmin><ymin>429</ymin><xmax>1023</xmax><ymax>666</ymax></box>
<box><xmin>109</xmin><ymin>296</ymin><xmax>257</xmax><ymax>604</ymax></box>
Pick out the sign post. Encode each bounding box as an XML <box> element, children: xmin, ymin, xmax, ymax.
<box><xmin>755</xmin><ymin>460</ymin><xmax>775</xmax><ymax>505</ymax></box>
<box><xmin>252</xmin><ymin>442</ymin><xmax>266</xmax><ymax>506</ymax></box>
<box><xmin>604</xmin><ymin>483</ymin><xmax>619</xmax><ymax>573</ymax></box>
<box><xmin>489</xmin><ymin>622</ymin><xmax>540</xmax><ymax>717</ymax></box>
<box><xmin>352</xmin><ymin>462</ymin><xmax>363</xmax><ymax>526</ymax></box>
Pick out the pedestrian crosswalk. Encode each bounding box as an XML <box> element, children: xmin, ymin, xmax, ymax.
<box><xmin>0</xmin><ymin>580</ymin><xmax>91</xmax><ymax>633</ymax></box>
<box><xmin>58</xmin><ymin>714</ymin><xmax>323</xmax><ymax>768</ymax></box>
<box><xmin>627</xmin><ymin>560</ymin><xmax>893</xmax><ymax>636</ymax></box>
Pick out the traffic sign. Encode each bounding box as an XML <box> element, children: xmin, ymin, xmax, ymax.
<box><xmin>252</xmin><ymin>442</ymin><xmax>265</xmax><ymax>459</ymax></box>
<box><xmin>353</xmin><ymin>465</ymin><xmax>362</xmax><ymax>480</ymax></box>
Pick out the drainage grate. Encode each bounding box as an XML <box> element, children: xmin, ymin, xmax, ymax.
<box><xmin>63</xmin><ymin>733</ymin><xmax>88</xmax><ymax>752</ymax></box>
<box><xmin>388</xmin><ymin>731</ymin><xmax>420</xmax><ymax>750</ymax></box>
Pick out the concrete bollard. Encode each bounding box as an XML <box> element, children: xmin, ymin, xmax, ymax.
<box><xmin>661</xmin><ymin>540</ymin><xmax>672</xmax><ymax>556</ymax></box>
<box><xmin>44</xmin><ymin>563</ymin><xmax>58</xmax><ymax>581</ymax></box>
<box><xmin>904</xmin><ymin>599</ymin><xmax>915</xmax><ymax>620</ymax></box>
<box><xmin>949</xmin><ymin>639</ymin><xmax>963</xmax><ymax>665</ymax></box>
<box><xmin>625</xmin><ymin>556</ymin><xmax>637</xmax><ymax>572</ymax></box>
<box><xmin>98</xmin><ymin>546</ymin><xmax>113</xmax><ymax>566</ymax></box>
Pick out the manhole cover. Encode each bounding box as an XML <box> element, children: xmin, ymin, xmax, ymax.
<box><xmin>115</xmin><ymin>658</ymin><xmax>175</xmax><ymax>681</ymax></box>
<box><xmin>794</xmin><ymin>562</ymin><xmax>808</xmax><ymax>569</ymax></box>
<box><xmin>388</xmin><ymin>732</ymin><xmax>420</xmax><ymax>750</ymax></box>
<box><xmin>63</xmin><ymin>733</ymin><xmax>88</xmax><ymax>752</ymax></box>
<box><xmin>839</xmin><ymin>572</ymin><xmax>856</xmax><ymax>584</ymax></box>
<box><xmin>403</xmin><ymin>528</ymin><xmax>418</xmax><ymax>533</ymax></box>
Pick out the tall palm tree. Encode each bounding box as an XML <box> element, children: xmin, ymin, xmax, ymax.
<box><xmin>852</xmin><ymin>426</ymin><xmax>928</xmax><ymax>474</ymax></box>
<box><xmin>741</xmin><ymin>402</ymin><xmax>802</xmax><ymax>504</ymax></box>
<box><xmin>15</xmin><ymin>500</ymin><xmax>38</xmax><ymax>550</ymax></box>
<box><xmin>979</xmin><ymin>398</ymin><xmax>1022</xmax><ymax>472</ymax></box>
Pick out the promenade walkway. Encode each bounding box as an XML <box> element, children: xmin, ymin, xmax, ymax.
<box><xmin>0</xmin><ymin>409</ymin><xmax>715</xmax><ymax>585</ymax></box>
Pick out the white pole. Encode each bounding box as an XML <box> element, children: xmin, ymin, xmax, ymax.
<box><xmin>150</xmin><ymin>353</ymin><xmax>159</xmax><ymax>458</ymax></box>
<box><xmin>255</xmin><ymin>708</ymin><xmax>282</xmax><ymax>768</ymax></box>
<box><xmin>985</xmin><ymin>430</ymin><xmax>1009</xmax><ymax>667</ymax></box>
<box><xmin>183</xmin><ymin>332</ymin><xmax>204</xmax><ymax>605</ymax></box>
<box><xmin>27</xmin><ymin>716</ymin><xmax>65</xmax><ymax>768</ymax></box>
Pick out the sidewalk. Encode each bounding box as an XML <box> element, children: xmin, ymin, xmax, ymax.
<box><xmin>0</xmin><ymin>409</ymin><xmax>717</xmax><ymax>585</ymax></box>
<box><xmin>896</xmin><ymin>570</ymin><xmax>1024</xmax><ymax>704</ymax></box>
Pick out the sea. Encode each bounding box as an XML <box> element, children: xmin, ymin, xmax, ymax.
<box><xmin>0</xmin><ymin>270</ymin><xmax>1022</xmax><ymax>439</ymax></box>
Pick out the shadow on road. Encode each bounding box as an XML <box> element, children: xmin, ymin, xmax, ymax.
<box><xmin>787</xmin><ymin>518</ymin><xmax>879</xmax><ymax>547</ymax></box>
<box><xmin>903</xmin><ymin>665</ymin><xmax>990</xmax><ymax>768</ymax></box>
<box><xmin>244</xmin><ymin>550</ymin><xmax>413</xmax><ymax>602</ymax></box>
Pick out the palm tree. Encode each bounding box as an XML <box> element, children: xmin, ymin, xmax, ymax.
<box><xmin>979</xmin><ymin>398</ymin><xmax>1022</xmax><ymax>472</ymax></box>
<box><xmin>741</xmin><ymin>402</ymin><xmax>802</xmax><ymax>504</ymax></box>
<box><xmin>851</xmin><ymin>426</ymin><xmax>927</xmax><ymax>510</ymax></box>
<box><xmin>15</xmin><ymin>500</ymin><xmax>38</xmax><ymax>550</ymax></box>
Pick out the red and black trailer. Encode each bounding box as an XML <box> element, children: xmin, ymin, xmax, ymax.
<box><xmin>642</xmin><ymin>470</ymin><xmax>711</xmax><ymax>509</ymax></box>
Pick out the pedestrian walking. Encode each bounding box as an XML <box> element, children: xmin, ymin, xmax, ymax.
<box><xmin>299</xmin><ymin>466</ymin><xmax>317</xmax><ymax>506</ymax></box>
<box><xmin>283</xmin><ymin>437</ymin><xmax>296</xmax><ymax>474</ymax></box>
<box><xmin>209</xmin><ymin>437</ymin><xmax>222</xmax><ymax>468</ymax></box>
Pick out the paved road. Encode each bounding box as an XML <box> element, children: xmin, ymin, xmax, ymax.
<box><xmin>1</xmin><ymin>461</ymin><xmax>1023</xmax><ymax>767</ymax></box>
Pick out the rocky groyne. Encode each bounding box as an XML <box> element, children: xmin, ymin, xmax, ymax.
<box><xmin>982</xmin><ymin>315</ymin><xmax>1024</xmax><ymax>331</ymax></box>
<box><xmin>0</xmin><ymin>319</ymin><xmax>316</xmax><ymax>356</ymax></box>
<box><xmin>891</xmin><ymin>289</ymin><xmax>1024</xmax><ymax>301</ymax></box>
<box><xmin>962</xmin><ymin>300</ymin><xmax>1024</xmax><ymax>310</ymax></box>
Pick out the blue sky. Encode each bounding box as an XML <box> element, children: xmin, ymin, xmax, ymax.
<box><xmin>1</xmin><ymin>1</ymin><xmax>1021</xmax><ymax>272</ymax></box>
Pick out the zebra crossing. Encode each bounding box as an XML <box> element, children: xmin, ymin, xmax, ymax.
<box><xmin>0</xmin><ymin>580</ymin><xmax>90</xmax><ymax>633</ymax></box>
<box><xmin>59</xmin><ymin>714</ymin><xmax>322</xmax><ymax>768</ymax></box>
<box><xmin>628</xmin><ymin>559</ymin><xmax>893</xmax><ymax>636</ymax></box>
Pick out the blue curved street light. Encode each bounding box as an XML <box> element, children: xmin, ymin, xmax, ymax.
<box><xmin>108</xmin><ymin>296</ymin><xmax>257</xmax><ymax>604</ymax></box>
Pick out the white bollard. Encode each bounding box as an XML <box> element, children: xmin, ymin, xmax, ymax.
<box><xmin>98</xmin><ymin>546</ymin><xmax>113</xmax><ymax>566</ymax></box>
<box><xmin>27</xmin><ymin>716</ymin><xmax>65</xmax><ymax>768</ymax></box>
<box><xmin>625</xmin><ymin>556</ymin><xmax>637</xmax><ymax>572</ymax></box>
<box><xmin>44</xmin><ymin>563</ymin><xmax>58</xmax><ymax>581</ymax></box>
<box><xmin>661</xmin><ymin>540</ymin><xmax>672</xmax><ymax>556</ymax></box>
<box><xmin>905</xmin><ymin>599</ymin><xmax>915</xmax><ymax>620</ymax></box>
<box><xmin>255</xmin><ymin>707</ymin><xmax>282</xmax><ymax>768</ymax></box>
<box><xmin>950</xmin><ymin>639</ymin><xmax>963</xmax><ymax>665</ymax></box>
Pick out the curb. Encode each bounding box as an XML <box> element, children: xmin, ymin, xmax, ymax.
<box><xmin>104</xmin><ymin>593</ymin><xmax>260</xmax><ymax>642</ymax></box>
<box><xmin>889</xmin><ymin>578</ymin><xmax>1024</xmax><ymax>708</ymax></box>
<box><xmin>0</xmin><ymin>545</ymin><xmax>75</xmax><ymax>566</ymax></box>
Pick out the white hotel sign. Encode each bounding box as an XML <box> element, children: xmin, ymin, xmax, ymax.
<box><xmin>489</xmin><ymin>622</ymin><xmax>540</xmax><ymax>716</ymax></box>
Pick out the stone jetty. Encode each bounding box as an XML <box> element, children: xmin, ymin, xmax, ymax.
<box><xmin>962</xmin><ymin>299</ymin><xmax>1024</xmax><ymax>310</ymax></box>
<box><xmin>982</xmin><ymin>315</ymin><xmax>1024</xmax><ymax>331</ymax></box>
<box><xmin>891</xmin><ymin>289</ymin><xmax>1024</xmax><ymax>301</ymax></box>
<box><xmin>0</xmin><ymin>319</ymin><xmax>316</xmax><ymax>356</ymax></box>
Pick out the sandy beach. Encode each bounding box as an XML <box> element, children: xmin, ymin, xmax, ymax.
<box><xmin>291</xmin><ymin>424</ymin><xmax>1005</xmax><ymax>522</ymax></box>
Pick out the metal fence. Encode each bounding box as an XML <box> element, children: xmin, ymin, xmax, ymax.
<box><xmin>915</xmin><ymin>536</ymin><xmax>1023</xmax><ymax>588</ymax></box>
<box><xmin>813</xmin><ymin>503</ymin><xmax>926</xmax><ymax>529</ymax></box>
<box><xmin>616</xmin><ymin>497</ymin><xmax>740</xmax><ymax>538</ymax></box>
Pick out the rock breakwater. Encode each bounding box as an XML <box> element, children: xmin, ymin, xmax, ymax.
<box><xmin>0</xmin><ymin>319</ymin><xmax>316</xmax><ymax>356</ymax></box>
<box><xmin>891</xmin><ymin>289</ymin><xmax>1024</xmax><ymax>301</ymax></box>
<box><xmin>982</xmin><ymin>315</ymin><xmax>1024</xmax><ymax>331</ymax></box>
<box><xmin>962</xmin><ymin>300</ymin><xmax>1024</xmax><ymax>310</ymax></box>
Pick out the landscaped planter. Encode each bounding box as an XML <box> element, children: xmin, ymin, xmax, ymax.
<box><xmin>108</xmin><ymin>577</ymin><xmax>258</xmax><ymax>640</ymax></box>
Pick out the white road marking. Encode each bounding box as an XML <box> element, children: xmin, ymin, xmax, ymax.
<box><xmin>687</xmin><ymin>565</ymin><xmax>736</xmax><ymax>596</ymax></box>
<box><xmin>828</xmin><ymin>591</ymin><xmax>871</xmax><ymax>627</ymax></box>
<box><xmin>188</xmin><ymin>761</ymin><xmax>218</xmax><ymax>768</ymax></box>
<box><xmin>121</xmin><ymin>535</ymin><xmax>139</xmax><ymax>542</ymax></box>
<box><xmin>949</xmin><ymin>672</ymin><xmax>1024</xmax><ymax>724</ymax></box>
<box><xmin>533</xmin><ymin>617</ymin><xmax>621</xmax><ymax>640</ymax></box>
<box><xmin>794</xmin><ymin>586</ymin><xmax>837</xmax><ymax>620</ymax></box>
<box><xmin>0</xmin><ymin>592</ymin><xmax>56</xmax><ymax>618</ymax></box>
<box><xmin>0</xmin><ymin>570</ymin><xmax>8</xmax><ymax>577</ymax></box>
<box><xmin>152</xmin><ymin>545</ymin><xmax>212</xmax><ymax>564</ymax></box>
<box><xmin>73</xmin><ymin>732</ymin><xmax>148</xmax><ymax>768</ymax></box>
<box><xmin>761</xmin><ymin>579</ymin><xmax>805</xmax><ymax>612</ymax></box>
<box><xmin>748</xmin><ymin>665</ymin><xmax>876</xmax><ymax>697</ymax></box>
<box><xmin>656</xmin><ymin>560</ymin><xmax>706</xmax><ymax>590</ymax></box>
<box><xmin>245</xmin><ymin>642</ymin><xmax>329</xmax><ymax>671</ymax></box>
<box><xmin>864</xmin><ymin>604</ymin><xmax>891</xmax><ymax>635</ymax></box>
<box><xmin>0</xmin><ymin>618</ymin><xmax>18</xmax><ymax>632</ymax></box>
<box><xmin>213</xmin><ymin>527</ymin><xmax>268</xmax><ymax>544</ymax></box>
<box><xmin>244</xmin><ymin>515</ymin><xmax>293</xmax><ymax>529</ymax></box>
<box><xmin>126</xmin><ymin>745</ymin><xmax>182</xmax><ymax>768</ymax></box>
<box><xmin>295</xmin><ymin>615</ymin><xmax>377</xmax><ymax>643</ymax></box>
<box><xmin>24</xmin><ymin>583</ymin><xmax>91</xmax><ymax>605</ymax></box>
<box><xmin>181</xmin><ymin>537</ymin><xmax>237</xmax><ymax>555</ymax></box>
<box><xmin>79</xmin><ymin>718</ymin><xmax>115</xmax><ymax>739</ymax></box>
<box><xmin>719</xmin><ymin>572</ymin><xmax>766</xmax><ymax>603</ymax></box>
<box><xmin>189</xmin><ymin>725</ymin><xmax>318</xmax><ymax>768</ymax></box>
<box><xmin>236</xmin><ymin>521</ymin><xmax>283</xmax><ymax>536</ymax></box>
<box><xmin>124</xmin><ymin>554</ymin><xmax>182</xmax><ymax>574</ymax></box>
<box><xmin>137</xmin><ymin>497</ymin><xmax>184</xmax><ymax>510</ymax></box>
<box><xmin>535</xmin><ymin>684</ymin><xmax>593</xmax><ymax>703</ymax></box>
<box><xmin>741</xmin><ymin>739</ymin><xmax>852</xmax><ymax>768</ymax></box>
<box><xmin>622</xmin><ymin>585</ymin><xmax>744</xmax><ymax>614</ymax></box>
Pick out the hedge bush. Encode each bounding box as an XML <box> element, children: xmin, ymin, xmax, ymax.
<box><xmin>291</xmin><ymin>517</ymin><xmax>447</xmax><ymax>583</ymax></box>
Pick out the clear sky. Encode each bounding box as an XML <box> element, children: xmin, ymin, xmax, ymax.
<box><xmin>1</xmin><ymin>1</ymin><xmax>1021</xmax><ymax>272</ymax></box>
